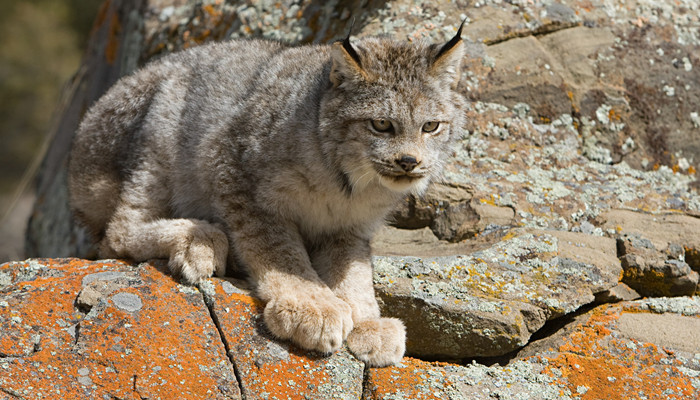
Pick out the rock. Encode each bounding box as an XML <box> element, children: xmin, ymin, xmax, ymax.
<box><xmin>389</xmin><ymin>182</ymin><xmax>515</xmax><ymax>242</ymax></box>
<box><xmin>446</xmin><ymin>101</ymin><xmax>699</xmax><ymax>235</ymax></box>
<box><xmin>517</xmin><ymin>297</ymin><xmax>700</xmax><ymax>398</ymax></box>
<box><xmin>364</xmin><ymin>356</ymin><xmax>570</xmax><ymax>400</ymax></box>
<box><xmin>372</xmin><ymin>226</ymin><xmax>492</xmax><ymax>258</ymax></box>
<box><xmin>594</xmin><ymin>282</ymin><xmax>641</xmax><ymax>303</ymax></box>
<box><xmin>75</xmin><ymin>285</ymin><xmax>103</xmax><ymax>311</ymax></box>
<box><xmin>3</xmin><ymin>259</ymin><xmax>698</xmax><ymax>399</ymax></box>
<box><xmin>198</xmin><ymin>278</ymin><xmax>365</xmax><ymax>400</ymax></box>
<box><xmin>373</xmin><ymin>224</ymin><xmax>518</xmax><ymax>261</ymax></box>
<box><xmin>468</xmin><ymin>0</ymin><xmax>700</xmax><ymax>170</ymax></box>
<box><xmin>367</xmin><ymin>297</ymin><xmax>700</xmax><ymax>400</ymax></box>
<box><xmin>618</xmin><ymin>233</ymin><xmax>699</xmax><ymax>297</ymax></box>
<box><xmin>599</xmin><ymin>209</ymin><xmax>700</xmax><ymax>271</ymax></box>
<box><xmin>482</xmin><ymin>34</ymin><xmax>570</xmax><ymax>119</ymax></box>
<box><xmin>0</xmin><ymin>259</ymin><xmax>240</xmax><ymax>399</ymax></box>
<box><xmin>1</xmin><ymin>259</ymin><xmax>367</xmax><ymax>399</ymax></box>
<box><xmin>372</xmin><ymin>229</ymin><xmax>621</xmax><ymax>359</ymax></box>
<box><xmin>389</xmin><ymin>182</ymin><xmax>477</xmax><ymax>236</ymax></box>
<box><xmin>595</xmin><ymin>210</ymin><xmax>700</xmax><ymax>296</ymax></box>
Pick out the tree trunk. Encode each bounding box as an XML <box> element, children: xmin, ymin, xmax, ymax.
<box><xmin>26</xmin><ymin>0</ymin><xmax>145</xmax><ymax>258</ymax></box>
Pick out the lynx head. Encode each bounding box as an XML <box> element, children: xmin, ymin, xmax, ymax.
<box><xmin>319</xmin><ymin>23</ymin><xmax>466</xmax><ymax>196</ymax></box>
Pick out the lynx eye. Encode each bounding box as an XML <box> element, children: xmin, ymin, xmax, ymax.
<box><xmin>370</xmin><ymin>119</ymin><xmax>394</xmax><ymax>133</ymax></box>
<box><xmin>422</xmin><ymin>121</ymin><xmax>440</xmax><ymax>134</ymax></box>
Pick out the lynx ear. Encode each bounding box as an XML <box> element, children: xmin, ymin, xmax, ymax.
<box><xmin>430</xmin><ymin>20</ymin><xmax>466</xmax><ymax>88</ymax></box>
<box><xmin>330</xmin><ymin>36</ymin><xmax>367</xmax><ymax>87</ymax></box>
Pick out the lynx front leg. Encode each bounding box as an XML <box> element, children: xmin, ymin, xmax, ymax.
<box><xmin>228</xmin><ymin>211</ymin><xmax>353</xmax><ymax>353</ymax></box>
<box><xmin>312</xmin><ymin>233</ymin><xmax>406</xmax><ymax>367</ymax></box>
<box><xmin>101</xmin><ymin>178</ymin><xmax>227</xmax><ymax>284</ymax></box>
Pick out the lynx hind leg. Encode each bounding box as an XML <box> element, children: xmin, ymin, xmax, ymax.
<box><xmin>102</xmin><ymin>207</ymin><xmax>228</xmax><ymax>284</ymax></box>
<box><xmin>347</xmin><ymin>318</ymin><xmax>406</xmax><ymax>367</ymax></box>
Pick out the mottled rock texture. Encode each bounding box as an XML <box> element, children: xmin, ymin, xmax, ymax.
<box><xmin>198</xmin><ymin>278</ymin><xmax>365</xmax><ymax>399</ymax></box>
<box><xmin>367</xmin><ymin>298</ymin><xmax>700</xmax><ymax>399</ymax></box>
<box><xmin>16</xmin><ymin>0</ymin><xmax>700</xmax><ymax>398</ymax></box>
<box><xmin>372</xmin><ymin>228</ymin><xmax>621</xmax><ymax>359</ymax></box>
<box><xmin>0</xmin><ymin>259</ymin><xmax>240</xmax><ymax>399</ymax></box>
<box><xmin>3</xmin><ymin>259</ymin><xmax>698</xmax><ymax>399</ymax></box>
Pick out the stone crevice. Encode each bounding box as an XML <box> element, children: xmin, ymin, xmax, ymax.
<box><xmin>0</xmin><ymin>387</ymin><xmax>23</xmax><ymax>399</ymax></box>
<box><xmin>360</xmin><ymin>356</ymin><xmax>372</xmax><ymax>398</ymax></box>
<box><xmin>465</xmin><ymin>301</ymin><xmax>599</xmax><ymax>367</ymax></box>
<box><xmin>72</xmin><ymin>322</ymin><xmax>81</xmax><ymax>347</ymax></box>
<box><xmin>518</xmin><ymin>301</ymin><xmax>598</xmax><ymax>345</ymax></box>
<box><xmin>197</xmin><ymin>288</ymin><xmax>247</xmax><ymax>400</ymax></box>
<box><xmin>132</xmin><ymin>374</ymin><xmax>146</xmax><ymax>400</ymax></box>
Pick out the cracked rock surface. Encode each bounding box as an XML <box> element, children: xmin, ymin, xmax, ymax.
<box><xmin>0</xmin><ymin>259</ymin><xmax>239</xmax><ymax>399</ymax></box>
<box><xmin>198</xmin><ymin>278</ymin><xmax>365</xmax><ymax>400</ymax></box>
<box><xmin>2</xmin><ymin>259</ymin><xmax>698</xmax><ymax>399</ymax></box>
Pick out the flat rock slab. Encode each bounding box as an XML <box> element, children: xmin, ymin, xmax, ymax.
<box><xmin>199</xmin><ymin>278</ymin><xmax>365</xmax><ymax>400</ymax></box>
<box><xmin>0</xmin><ymin>259</ymin><xmax>240</xmax><ymax>399</ymax></box>
<box><xmin>517</xmin><ymin>297</ymin><xmax>700</xmax><ymax>399</ymax></box>
<box><xmin>372</xmin><ymin>229</ymin><xmax>621</xmax><ymax>359</ymax></box>
<box><xmin>599</xmin><ymin>209</ymin><xmax>700</xmax><ymax>269</ymax></box>
<box><xmin>366</xmin><ymin>297</ymin><xmax>700</xmax><ymax>399</ymax></box>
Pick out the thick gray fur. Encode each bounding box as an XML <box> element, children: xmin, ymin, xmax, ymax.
<box><xmin>69</xmin><ymin>32</ymin><xmax>466</xmax><ymax>366</ymax></box>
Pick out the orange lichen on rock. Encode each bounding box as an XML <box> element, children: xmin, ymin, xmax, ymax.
<box><xmin>541</xmin><ymin>305</ymin><xmax>697</xmax><ymax>399</ymax></box>
<box><xmin>0</xmin><ymin>259</ymin><xmax>240</xmax><ymax>399</ymax></box>
<box><xmin>203</xmin><ymin>278</ymin><xmax>364</xmax><ymax>400</ymax></box>
<box><xmin>365</xmin><ymin>357</ymin><xmax>449</xmax><ymax>399</ymax></box>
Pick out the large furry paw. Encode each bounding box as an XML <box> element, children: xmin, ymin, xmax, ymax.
<box><xmin>264</xmin><ymin>289</ymin><xmax>353</xmax><ymax>353</ymax></box>
<box><xmin>170</xmin><ymin>222</ymin><xmax>228</xmax><ymax>284</ymax></box>
<box><xmin>347</xmin><ymin>318</ymin><xmax>406</xmax><ymax>367</ymax></box>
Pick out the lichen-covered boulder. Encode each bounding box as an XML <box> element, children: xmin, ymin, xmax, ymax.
<box><xmin>0</xmin><ymin>259</ymin><xmax>240</xmax><ymax>399</ymax></box>
<box><xmin>0</xmin><ymin>259</ymin><xmax>365</xmax><ymax>399</ymax></box>
<box><xmin>618</xmin><ymin>233</ymin><xmax>699</xmax><ymax>297</ymax></box>
<box><xmin>365</xmin><ymin>297</ymin><xmax>700</xmax><ymax>399</ymax></box>
<box><xmin>372</xmin><ymin>228</ymin><xmax>621</xmax><ymax>359</ymax></box>
<box><xmin>599</xmin><ymin>209</ymin><xmax>700</xmax><ymax>273</ymax></box>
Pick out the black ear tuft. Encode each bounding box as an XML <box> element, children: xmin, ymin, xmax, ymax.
<box><xmin>430</xmin><ymin>19</ymin><xmax>466</xmax><ymax>88</ymax></box>
<box><xmin>342</xmin><ymin>19</ymin><xmax>362</xmax><ymax>68</ymax></box>
<box><xmin>435</xmin><ymin>18</ymin><xmax>466</xmax><ymax>61</ymax></box>
<box><xmin>330</xmin><ymin>19</ymin><xmax>368</xmax><ymax>86</ymax></box>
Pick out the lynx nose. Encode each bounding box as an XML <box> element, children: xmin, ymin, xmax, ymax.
<box><xmin>396</xmin><ymin>155</ymin><xmax>419</xmax><ymax>172</ymax></box>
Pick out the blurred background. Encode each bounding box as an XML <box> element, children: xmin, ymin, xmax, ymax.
<box><xmin>0</xmin><ymin>0</ymin><xmax>102</xmax><ymax>262</ymax></box>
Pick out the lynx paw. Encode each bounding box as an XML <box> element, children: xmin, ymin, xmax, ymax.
<box><xmin>264</xmin><ymin>290</ymin><xmax>353</xmax><ymax>353</ymax></box>
<box><xmin>347</xmin><ymin>318</ymin><xmax>406</xmax><ymax>367</ymax></box>
<box><xmin>170</xmin><ymin>223</ymin><xmax>228</xmax><ymax>284</ymax></box>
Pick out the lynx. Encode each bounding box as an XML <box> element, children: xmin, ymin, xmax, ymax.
<box><xmin>69</xmin><ymin>25</ymin><xmax>466</xmax><ymax>367</ymax></box>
